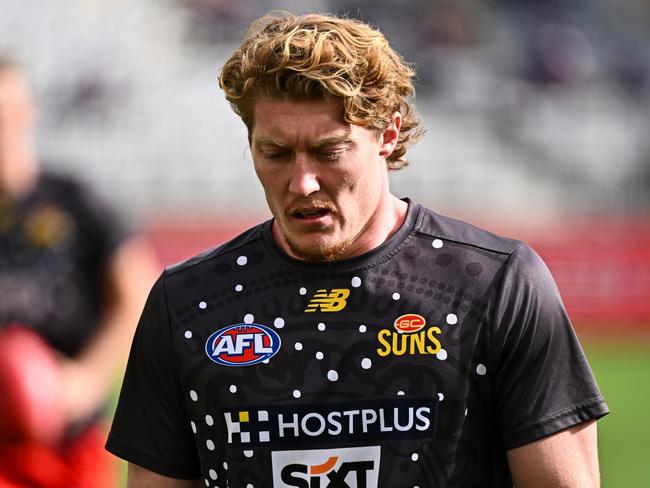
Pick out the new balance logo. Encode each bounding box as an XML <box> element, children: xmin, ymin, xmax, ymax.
<box><xmin>305</xmin><ymin>289</ymin><xmax>350</xmax><ymax>313</ymax></box>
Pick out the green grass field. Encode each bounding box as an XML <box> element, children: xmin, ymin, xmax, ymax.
<box><xmin>114</xmin><ymin>337</ymin><xmax>650</xmax><ymax>487</ymax></box>
<box><xmin>584</xmin><ymin>338</ymin><xmax>650</xmax><ymax>488</ymax></box>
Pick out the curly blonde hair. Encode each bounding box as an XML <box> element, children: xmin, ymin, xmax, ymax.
<box><xmin>219</xmin><ymin>12</ymin><xmax>422</xmax><ymax>170</ymax></box>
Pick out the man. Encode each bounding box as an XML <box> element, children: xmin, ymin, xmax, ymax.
<box><xmin>107</xmin><ymin>13</ymin><xmax>608</xmax><ymax>487</ymax></box>
<box><xmin>0</xmin><ymin>60</ymin><xmax>159</xmax><ymax>487</ymax></box>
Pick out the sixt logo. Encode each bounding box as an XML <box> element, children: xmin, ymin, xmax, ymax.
<box><xmin>205</xmin><ymin>323</ymin><xmax>281</xmax><ymax>366</ymax></box>
<box><xmin>272</xmin><ymin>446</ymin><xmax>380</xmax><ymax>488</ymax></box>
<box><xmin>305</xmin><ymin>289</ymin><xmax>350</xmax><ymax>313</ymax></box>
<box><xmin>377</xmin><ymin>314</ymin><xmax>442</xmax><ymax>357</ymax></box>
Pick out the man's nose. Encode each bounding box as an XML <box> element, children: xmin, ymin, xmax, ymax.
<box><xmin>288</xmin><ymin>155</ymin><xmax>320</xmax><ymax>196</ymax></box>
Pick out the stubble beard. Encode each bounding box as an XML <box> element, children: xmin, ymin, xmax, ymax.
<box><xmin>284</xmin><ymin>230</ymin><xmax>353</xmax><ymax>262</ymax></box>
<box><xmin>274</xmin><ymin>197</ymin><xmax>354</xmax><ymax>262</ymax></box>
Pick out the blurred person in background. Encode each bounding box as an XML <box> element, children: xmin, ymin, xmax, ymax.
<box><xmin>107</xmin><ymin>12</ymin><xmax>608</xmax><ymax>487</ymax></box>
<box><xmin>0</xmin><ymin>58</ymin><xmax>159</xmax><ymax>488</ymax></box>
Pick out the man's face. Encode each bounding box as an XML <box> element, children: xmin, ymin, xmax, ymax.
<box><xmin>251</xmin><ymin>97</ymin><xmax>399</xmax><ymax>262</ymax></box>
<box><xmin>0</xmin><ymin>69</ymin><xmax>34</xmax><ymax>150</ymax></box>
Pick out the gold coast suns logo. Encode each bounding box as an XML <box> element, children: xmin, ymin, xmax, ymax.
<box><xmin>376</xmin><ymin>314</ymin><xmax>442</xmax><ymax>357</ymax></box>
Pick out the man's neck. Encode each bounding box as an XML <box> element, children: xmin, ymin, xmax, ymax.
<box><xmin>0</xmin><ymin>149</ymin><xmax>38</xmax><ymax>199</ymax></box>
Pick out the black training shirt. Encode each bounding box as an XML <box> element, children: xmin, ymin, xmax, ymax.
<box><xmin>0</xmin><ymin>173</ymin><xmax>127</xmax><ymax>357</ymax></box>
<box><xmin>107</xmin><ymin>200</ymin><xmax>608</xmax><ymax>487</ymax></box>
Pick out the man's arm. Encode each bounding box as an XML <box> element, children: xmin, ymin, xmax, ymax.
<box><xmin>59</xmin><ymin>236</ymin><xmax>160</xmax><ymax>424</ymax></box>
<box><xmin>127</xmin><ymin>463</ymin><xmax>198</xmax><ymax>488</ymax></box>
<box><xmin>507</xmin><ymin>420</ymin><xmax>601</xmax><ymax>487</ymax></box>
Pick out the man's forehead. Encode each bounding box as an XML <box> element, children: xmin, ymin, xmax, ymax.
<box><xmin>253</xmin><ymin>97</ymin><xmax>344</xmax><ymax>119</ymax></box>
<box><xmin>251</xmin><ymin>97</ymin><xmax>354</xmax><ymax>145</ymax></box>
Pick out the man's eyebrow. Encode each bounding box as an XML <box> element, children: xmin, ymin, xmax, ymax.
<box><xmin>310</xmin><ymin>132</ymin><xmax>354</xmax><ymax>149</ymax></box>
<box><xmin>253</xmin><ymin>136</ymin><xmax>289</xmax><ymax>149</ymax></box>
<box><xmin>253</xmin><ymin>132</ymin><xmax>354</xmax><ymax>150</ymax></box>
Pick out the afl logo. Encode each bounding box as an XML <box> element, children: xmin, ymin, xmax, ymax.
<box><xmin>205</xmin><ymin>323</ymin><xmax>281</xmax><ymax>366</ymax></box>
<box><xmin>394</xmin><ymin>314</ymin><xmax>426</xmax><ymax>334</ymax></box>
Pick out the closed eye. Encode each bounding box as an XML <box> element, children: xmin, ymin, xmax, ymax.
<box><xmin>319</xmin><ymin>151</ymin><xmax>343</xmax><ymax>162</ymax></box>
<box><xmin>263</xmin><ymin>151</ymin><xmax>291</xmax><ymax>160</ymax></box>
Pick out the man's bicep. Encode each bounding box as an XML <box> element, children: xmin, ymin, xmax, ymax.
<box><xmin>106</xmin><ymin>274</ymin><xmax>201</xmax><ymax>477</ymax></box>
<box><xmin>507</xmin><ymin>420</ymin><xmax>600</xmax><ymax>488</ymax></box>
<box><xmin>127</xmin><ymin>463</ymin><xmax>199</xmax><ymax>488</ymax></box>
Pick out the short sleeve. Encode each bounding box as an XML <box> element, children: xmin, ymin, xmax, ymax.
<box><xmin>491</xmin><ymin>244</ymin><xmax>609</xmax><ymax>449</ymax></box>
<box><xmin>70</xmin><ymin>180</ymin><xmax>129</xmax><ymax>262</ymax></box>
<box><xmin>105</xmin><ymin>273</ymin><xmax>201</xmax><ymax>478</ymax></box>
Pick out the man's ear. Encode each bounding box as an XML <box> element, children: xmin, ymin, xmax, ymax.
<box><xmin>378</xmin><ymin>112</ymin><xmax>402</xmax><ymax>158</ymax></box>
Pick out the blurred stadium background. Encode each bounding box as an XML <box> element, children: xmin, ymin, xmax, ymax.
<box><xmin>2</xmin><ymin>0</ymin><xmax>648</xmax><ymax>485</ymax></box>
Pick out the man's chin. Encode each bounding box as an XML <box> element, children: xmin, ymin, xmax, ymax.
<box><xmin>285</xmin><ymin>235</ymin><xmax>352</xmax><ymax>263</ymax></box>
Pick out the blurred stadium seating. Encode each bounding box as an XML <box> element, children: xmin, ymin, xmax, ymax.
<box><xmin>2</xmin><ymin>0</ymin><xmax>648</xmax><ymax>328</ymax></box>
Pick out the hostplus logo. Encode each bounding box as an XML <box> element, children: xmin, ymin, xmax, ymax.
<box><xmin>222</xmin><ymin>398</ymin><xmax>436</xmax><ymax>448</ymax></box>
<box><xmin>223</xmin><ymin>409</ymin><xmax>270</xmax><ymax>444</ymax></box>
<box><xmin>304</xmin><ymin>289</ymin><xmax>350</xmax><ymax>313</ymax></box>
<box><xmin>272</xmin><ymin>446</ymin><xmax>381</xmax><ymax>488</ymax></box>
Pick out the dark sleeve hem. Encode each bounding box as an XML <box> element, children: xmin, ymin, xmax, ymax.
<box><xmin>105</xmin><ymin>433</ymin><xmax>201</xmax><ymax>479</ymax></box>
<box><xmin>504</xmin><ymin>397</ymin><xmax>610</xmax><ymax>450</ymax></box>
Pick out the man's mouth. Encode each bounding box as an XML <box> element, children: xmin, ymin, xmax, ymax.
<box><xmin>288</xmin><ymin>198</ymin><xmax>336</xmax><ymax>220</ymax></box>
<box><xmin>292</xmin><ymin>208</ymin><xmax>331</xmax><ymax>219</ymax></box>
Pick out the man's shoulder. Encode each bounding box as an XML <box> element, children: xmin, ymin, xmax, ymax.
<box><xmin>37</xmin><ymin>171</ymin><xmax>114</xmax><ymax>214</ymax></box>
<box><xmin>37</xmin><ymin>171</ymin><xmax>87</xmax><ymax>197</ymax></box>
<box><xmin>164</xmin><ymin>221</ymin><xmax>268</xmax><ymax>277</ymax></box>
<box><xmin>414</xmin><ymin>204</ymin><xmax>522</xmax><ymax>256</ymax></box>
